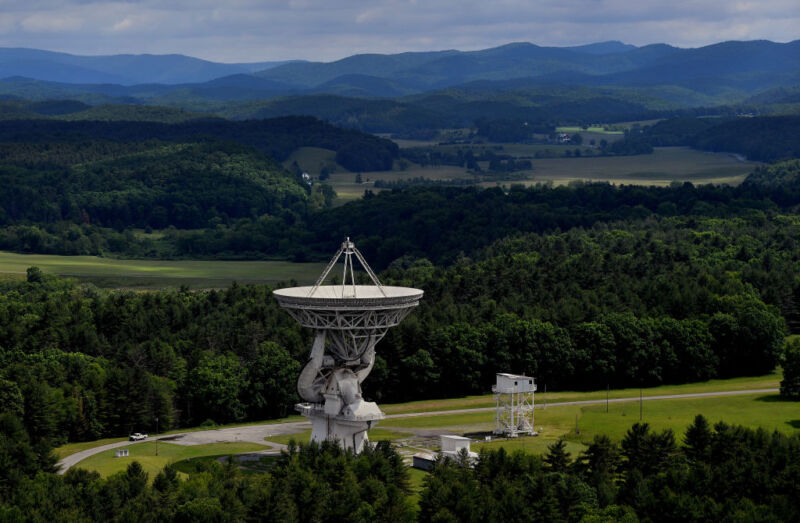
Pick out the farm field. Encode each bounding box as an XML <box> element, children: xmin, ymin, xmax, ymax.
<box><xmin>73</xmin><ymin>441</ymin><xmax>268</xmax><ymax>478</ymax></box>
<box><xmin>0</xmin><ymin>251</ymin><xmax>327</xmax><ymax>289</ymax></box>
<box><xmin>556</xmin><ymin>126</ymin><xmax>624</xmax><ymax>134</ymax></box>
<box><xmin>510</xmin><ymin>146</ymin><xmax>757</xmax><ymax>186</ymax></box>
<box><xmin>322</xmin><ymin>146</ymin><xmax>758</xmax><ymax>203</ymax></box>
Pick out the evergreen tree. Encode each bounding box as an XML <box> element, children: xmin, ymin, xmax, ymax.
<box><xmin>780</xmin><ymin>338</ymin><xmax>800</xmax><ymax>400</ymax></box>
<box><xmin>684</xmin><ymin>414</ymin><xmax>713</xmax><ymax>462</ymax></box>
<box><xmin>544</xmin><ymin>439</ymin><xmax>571</xmax><ymax>473</ymax></box>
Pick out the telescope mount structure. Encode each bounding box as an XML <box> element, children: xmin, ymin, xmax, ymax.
<box><xmin>273</xmin><ymin>239</ymin><xmax>423</xmax><ymax>452</ymax></box>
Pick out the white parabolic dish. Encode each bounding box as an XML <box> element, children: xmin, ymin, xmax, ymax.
<box><xmin>273</xmin><ymin>285</ymin><xmax>423</xmax><ymax>309</ymax></box>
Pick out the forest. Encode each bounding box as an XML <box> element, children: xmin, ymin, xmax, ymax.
<box><xmin>639</xmin><ymin>115</ymin><xmax>800</xmax><ymax>162</ymax></box>
<box><xmin>0</xmin><ymin>200</ymin><xmax>797</xmax><ymax>443</ymax></box>
<box><xmin>0</xmin><ymin>418</ymin><xmax>797</xmax><ymax>521</ymax></box>
<box><xmin>0</xmin><ymin>113</ymin><xmax>798</xmax><ymax>520</ymax></box>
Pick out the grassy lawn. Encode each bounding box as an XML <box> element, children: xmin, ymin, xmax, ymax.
<box><xmin>264</xmin><ymin>428</ymin><xmax>412</xmax><ymax>446</ymax></box>
<box><xmin>55</xmin><ymin>437</ymin><xmax>128</xmax><ymax>459</ymax></box>
<box><xmin>58</xmin><ymin>372</ymin><xmax>781</xmax><ymax>460</ymax></box>
<box><xmin>407</xmin><ymin>467</ymin><xmax>429</xmax><ymax>507</ymax></box>
<box><xmin>387</xmin><ymin>392</ymin><xmax>800</xmax><ymax>456</ymax></box>
<box><xmin>382</xmin><ymin>371</ymin><xmax>781</xmax><ymax>415</ymax></box>
<box><xmin>0</xmin><ymin>252</ymin><xmax>327</xmax><ymax>289</ymax></box>
<box><xmin>55</xmin><ymin>416</ymin><xmax>305</xmax><ymax>459</ymax></box>
<box><xmin>73</xmin><ymin>441</ymin><xmax>268</xmax><ymax>478</ymax></box>
<box><xmin>172</xmin><ymin>454</ymin><xmax>281</xmax><ymax>475</ymax></box>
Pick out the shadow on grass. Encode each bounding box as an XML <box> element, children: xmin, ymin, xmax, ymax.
<box><xmin>786</xmin><ymin>420</ymin><xmax>800</xmax><ymax>429</ymax></box>
<box><xmin>753</xmin><ymin>394</ymin><xmax>787</xmax><ymax>403</ymax></box>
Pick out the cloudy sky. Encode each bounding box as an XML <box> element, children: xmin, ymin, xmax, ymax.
<box><xmin>0</xmin><ymin>0</ymin><xmax>798</xmax><ymax>63</ymax></box>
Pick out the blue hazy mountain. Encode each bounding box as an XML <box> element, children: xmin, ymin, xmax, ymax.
<box><xmin>0</xmin><ymin>40</ymin><xmax>797</xmax><ymax>107</ymax></box>
<box><xmin>0</xmin><ymin>48</ymin><xmax>297</xmax><ymax>85</ymax></box>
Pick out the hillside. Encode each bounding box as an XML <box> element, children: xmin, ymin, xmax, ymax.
<box><xmin>0</xmin><ymin>41</ymin><xmax>800</xmax><ymax>127</ymax></box>
<box><xmin>640</xmin><ymin>115</ymin><xmax>800</xmax><ymax>162</ymax></box>
<box><xmin>0</xmin><ymin>47</ymin><xmax>296</xmax><ymax>84</ymax></box>
<box><xmin>0</xmin><ymin>116</ymin><xmax>399</xmax><ymax>171</ymax></box>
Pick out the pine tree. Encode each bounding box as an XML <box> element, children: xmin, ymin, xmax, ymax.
<box><xmin>780</xmin><ymin>338</ymin><xmax>800</xmax><ymax>400</ymax></box>
<box><xmin>544</xmin><ymin>439</ymin><xmax>571</xmax><ymax>473</ymax></box>
<box><xmin>684</xmin><ymin>414</ymin><xmax>712</xmax><ymax>462</ymax></box>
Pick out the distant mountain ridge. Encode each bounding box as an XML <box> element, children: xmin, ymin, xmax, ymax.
<box><xmin>0</xmin><ymin>40</ymin><xmax>798</xmax><ymax>130</ymax></box>
<box><xmin>0</xmin><ymin>47</ymin><xmax>298</xmax><ymax>85</ymax></box>
<box><xmin>1</xmin><ymin>40</ymin><xmax>798</xmax><ymax>98</ymax></box>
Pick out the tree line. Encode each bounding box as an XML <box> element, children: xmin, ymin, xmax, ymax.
<box><xmin>421</xmin><ymin>417</ymin><xmax>800</xmax><ymax>521</ymax></box>
<box><xmin>1</xmin><ymin>208</ymin><xmax>796</xmax><ymax>443</ymax></box>
<box><xmin>0</xmin><ymin>116</ymin><xmax>398</xmax><ymax>172</ymax></box>
<box><xmin>0</xmin><ymin>416</ymin><xmax>797</xmax><ymax>521</ymax></box>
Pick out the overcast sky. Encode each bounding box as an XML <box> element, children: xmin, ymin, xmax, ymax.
<box><xmin>0</xmin><ymin>0</ymin><xmax>797</xmax><ymax>63</ymax></box>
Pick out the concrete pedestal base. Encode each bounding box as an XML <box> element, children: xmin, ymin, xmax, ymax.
<box><xmin>297</xmin><ymin>402</ymin><xmax>383</xmax><ymax>453</ymax></box>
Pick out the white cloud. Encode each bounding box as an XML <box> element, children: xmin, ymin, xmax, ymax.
<box><xmin>0</xmin><ymin>0</ymin><xmax>795</xmax><ymax>61</ymax></box>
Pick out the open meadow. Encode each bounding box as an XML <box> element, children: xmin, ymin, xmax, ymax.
<box><xmin>73</xmin><ymin>441</ymin><xmax>268</xmax><ymax>479</ymax></box>
<box><xmin>308</xmin><ymin>145</ymin><xmax>759</xmax><ymax>203</ymax></box>
<box><xmin>381</xmin><ymin>392</ymin><xmax>798</xmax><ymax>456</ymax></box>
<box><xmin>0</xmin><ymin>251</ymin><xmax>327</xmax><ymax>289</ymax></box>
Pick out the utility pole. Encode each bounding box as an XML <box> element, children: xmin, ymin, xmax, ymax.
<box><xmin>155</xmin><ymin>416</ymin><xmax>159</xmax><ymax>456</ymax></box>
<box><xmin>544</xmin><ymin>384</ymin><xmax>547</xmax><ymax>409</ymax></box>
<box><xmin>639</xmin><ymin>390</ymin><xmax>643</xmax><ymax>421</ymax></box>
<box><xmin>606</xmin><ymin>384</ymin><xmax>609</xmax><ymax>413</ymax></box>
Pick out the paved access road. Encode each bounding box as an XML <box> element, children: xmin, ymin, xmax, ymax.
<box><xmin>57</xmin><ymin>387</ymin><xmax>778</xmax><ymax>474</ymax></box>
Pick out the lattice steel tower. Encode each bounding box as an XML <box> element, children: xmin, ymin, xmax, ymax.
<box><xmin>273</xmin><ymin>238</ymin><xmax>423</xmax><ymax>452</ymax></box>
<box><xmin>493</xmin><ymin>373</ymin><xmax>537</xmax><ymax>437</ymax></box>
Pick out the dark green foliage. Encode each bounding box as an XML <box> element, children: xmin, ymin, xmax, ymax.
<box><xmin>0</xmin><ymin>141</ymin><xmax>307</xmax><ymax>231</ymax></box>
<box><xmin>0</xmin><ymin>115</ymin><xmax>399</xmax><ymax>171</ymax></box>
<box><xmin>0</xmin><ymin>441</ymin><xmax>414</xmax><ymax>521</ymax></box>
<box><xmin>475</xmin><ymin>118</ymin><xmax>554</xmax><ymax>142</ymax></box>
<box><xmin>683</xmin><ymin>414</ymin><xmax>713</xmax><ymax>462</ymax></box>
<box><xmin>422</xmin><ymin>421</ymin><xmax>800</xmax><ymax>522</ymax></box>
<box><xmin>780</xmin><ymin>338</ymin><xmax>800</xmax><ymax>400</ymax></box>
<box><xmin>0</xmin><ymin>277</ymin><xmax>306</xmax><ymax>439</ymax></box>
<box><xmin>642</xmin><ymin>115</ymin><xmax>800</xmax><ymax>162</ymax></box>
<box><xmin>543</xmin><ymin>439</ymin><xmax>571</xmax><ymax>474</ymax></box>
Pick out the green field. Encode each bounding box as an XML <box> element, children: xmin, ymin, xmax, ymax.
<box><xmin>55</xmin><ymin>416</ymin><xmax>306</xmax><ymax>459</ymax></box>
<box><xmin>276</xmin><ymin>141</ymin><xmax>757</xmax><ymax>206</ymax></box>
<box><xmin>382</xmin><ymin>372</ymin><xmax>780</xmax><ymax>415</ymax></box>
<box><xmin>383</xmin><ymin>392</ymin><xmax>800</xmax><ymax>456</ymax></box>
<box><xmin>0</xmin><ymin>251</ymin><xmax>327</xmax><ymax>289</ymax></box>
<box><xmin>55</xmin><ymin>437</ymin><xmax>128</xmax><ymax>460</ymax></box>
<box><xmin>57</xmin><ymin>373</ymin><xmax>781</xmax><ymax>461</ymax></box>
<box><xmin>511</xmin><ymin>147</ymin><xmax>757</xmax><ymax>187</ymax></box>
<box><xmin>322</xmin><ymin>146</ymin><xmax>758</xmax><ymax>203</ymax></box>
<box><xmin>73</xmin><ymin>441</ymin><xmax>268</xmax><ymax>478</ymax></box>
<box><xmin>556</xmin><ymin>126</ymin><xmax>624</xmax><ymax>135</ymax></box>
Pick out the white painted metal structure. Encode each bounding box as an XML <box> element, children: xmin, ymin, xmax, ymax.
<box><xmin>273</xmin><ymin>238</ymin><xmax>423</xmax><ymax>452</ymax></box>
<box><xmin>493</xmin><ymin>373</ymin><xmax>536</xmax><ymax>437</ymax></box>
<box><xmin>440</xmin><ymin>435</ymin><xmax>478</xmax><ymax>459</ymax></box>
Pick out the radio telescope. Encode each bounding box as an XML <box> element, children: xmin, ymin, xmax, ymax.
<box><xmin>273</xmin><ymin>238</ymin><xmax>423</xmax><ymax>452</ymax></box>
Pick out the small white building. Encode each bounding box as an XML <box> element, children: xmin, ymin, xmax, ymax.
<box><xmin>440</xmin><ymin>435</ymin><xmax>477</xmax><ymax>458</ymax></box>
<box><xmin>493</xmin><ymin>373</ymin><xmax>536</xmax><ymax>437</ymax></box>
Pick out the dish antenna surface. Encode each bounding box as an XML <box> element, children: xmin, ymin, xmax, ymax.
<box><xmin>273</xmin><ymin>238</ymin><xmax>423</xmax><ymax>452</ymax></box>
